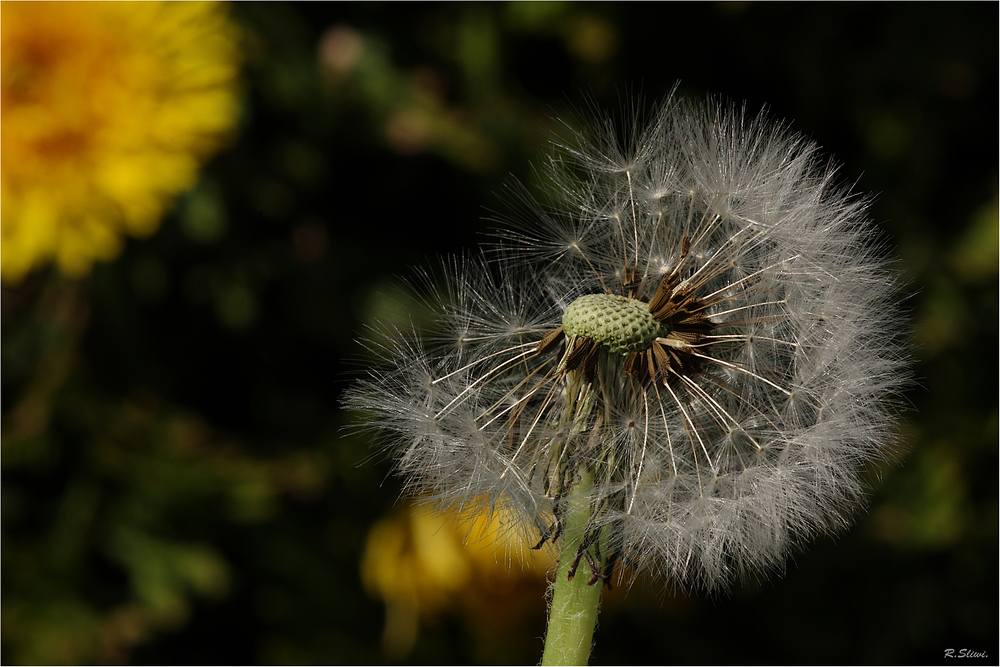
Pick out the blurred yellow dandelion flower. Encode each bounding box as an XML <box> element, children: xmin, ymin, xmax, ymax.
<box><xmin>1</xmin><ymin>1</ymin><xmax>242</xmax><ymax>283</ymax></box>
<box><xmin>361</xmin><ymin>499</ymin><xmax>554</xmax><ymax>658</ymax></box>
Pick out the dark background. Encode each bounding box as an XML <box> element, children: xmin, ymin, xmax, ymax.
<box><xmin>3</xmin><ymin>3</ymin><xmax>997</xmax><ymax>664</ymax></box>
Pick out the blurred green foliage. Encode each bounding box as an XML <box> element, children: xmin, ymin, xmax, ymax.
<box><xmin>2</xmin><ymin>2</ymin><xmax>996</xmax><ymax>664</ymax></box>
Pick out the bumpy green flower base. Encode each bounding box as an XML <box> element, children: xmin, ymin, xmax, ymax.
<box><xmin>562</xmin><ymin>293</ymin><xmax>662</xmax><ymax>354</ymax></box>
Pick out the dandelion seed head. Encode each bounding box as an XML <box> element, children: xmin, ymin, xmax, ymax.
<box><xmin>347</xmin><ymin>93</ymin><xmax>910</xmax><ymax>592</ymax></box>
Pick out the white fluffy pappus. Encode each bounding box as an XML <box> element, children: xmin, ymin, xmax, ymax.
<box><xmin>345</xmin><ymin>94</ymin><xmax>910</xmax><ymax>592</ymax></box>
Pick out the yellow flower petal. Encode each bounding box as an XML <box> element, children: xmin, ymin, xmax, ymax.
<box><xmin>1</xmin><ymin>1</ymin><xmax>242</xmax><ymax>283</ymax></box>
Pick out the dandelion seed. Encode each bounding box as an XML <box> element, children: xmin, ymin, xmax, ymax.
<box><xmin>347</xmin><ymin>93</ymin><xmax>909</xmax><ymax>663</ymax></box>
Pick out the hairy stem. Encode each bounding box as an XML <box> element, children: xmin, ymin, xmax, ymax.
<box><xmin>541</xmin><ymin>466</ymin><xmax>604</xmax><ymax>666</ymax></box>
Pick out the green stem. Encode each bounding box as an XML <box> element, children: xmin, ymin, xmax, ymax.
<box><xmin>541</xmin><ymin>466</ymin><xmax>604</xmax><ymax>666</ymax></box>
